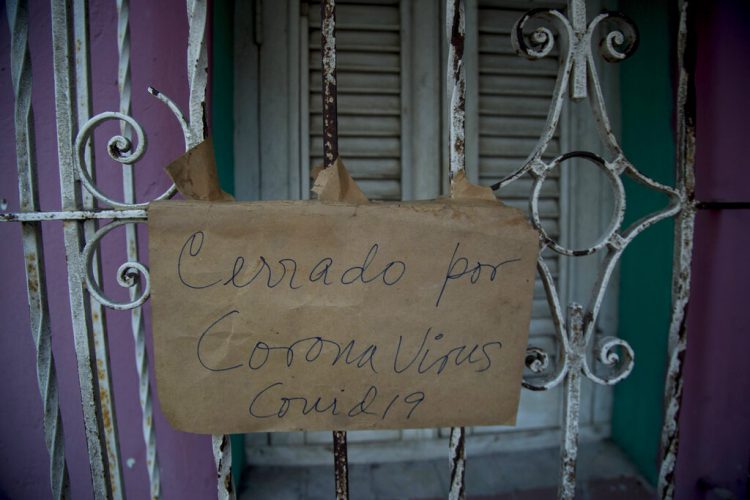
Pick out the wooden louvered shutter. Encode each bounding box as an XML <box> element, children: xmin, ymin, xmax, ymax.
<box><xmin>306</xmin><ymin>1</ymin><xmax>404</xmax><ymax>201</ymax></box>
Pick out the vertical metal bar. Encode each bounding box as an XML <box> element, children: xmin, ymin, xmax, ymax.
<box><xmin>115</xmin><ymin>0</ymin><xmax>161</xmax><ymax>497</ymax></box>
<box><xmin>333</xmin><ymin>430</ymin><xmax>349</xmax><ymax>500</ymax></box>
<box><xmin>568</xmin><ymin>0</ymin><xmax>587</xmax><ymax>100</ymax></box>
<box><xmin>447</xmin><ymin>0</ymin><xmax>465</xmax><ymax>179</ymax></box>
<box><xmin>185</xmin><ymin>1</ymin><xmax>235</xmax><ymax>498</ymax></box>
<box><xmin>6</xmin><ymin>2</ymin><xmax>71</xmax><ymax>498</ymax></box>
<box><xmin>186</xmin><ymin>0</ymin><xmax>209</xmax><ymax>144</ymax></box>
<box><xmin>558</xmin><ymin>304</ymin><xmax>584</xmax><ymax>500</ymax></box>
<box><xmin>72</xmin><ymin>1</ymin><xmax>125</xmax><ymax>497</ymax></box>
<box><xmin>448</xmin><ymin>427</ymin><xmax>466</xmax><ymax>500</ymax></box>
<box><xmin>321</xmin><ymin>0</ymin><xmax>338</xmax><ymax>169</ymax></box>
<box><xmin>321</xmin><ymin>1</ymin><xmax>349</xmax><ymax>496</ymax></box>
<box><xmin>50</xmin><ymin>0</ymin><xmax>113</xmax><ymax>497</ymax></box>
<box><xmin>447</xmin><ymin>1</ymin><xmax>467</xmax><ymax>498</ymax></box>
<box><xmin>658</xmin><ymin>2</ymin><xmax>696</xmax><ymax>498</ymax></box>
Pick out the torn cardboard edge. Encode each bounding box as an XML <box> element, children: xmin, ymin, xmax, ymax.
<box><xmin>164</xmin><ymin>138</ymin><xmax>496</xmax><ymax>206</ymax></box>
<box><xmin>450</xmin><ymin>169</ymin><xmax>499</xmax><ymax>202</ymax></box>
<box><xmin>311</xmin><ymin>161</ymin><xmax>499</xmax><ymax>205</ymax></box>
<box><xmin>164</xmin><ymin>137</ymin><xmax>234</xmax><ymax>202</ymax></box>
<box><xmin>311</xmin><ymin>157</ymin><xmax>370</xmax><ymax>204</ymax></box>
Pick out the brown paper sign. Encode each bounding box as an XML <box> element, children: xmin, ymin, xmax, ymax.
<box><xmin>148</xmin><ymin>199</ymin><xmax>539</xmax><ymax>434</ymax></box>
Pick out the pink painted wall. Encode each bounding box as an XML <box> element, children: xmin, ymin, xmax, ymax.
<box><xmin>674</xmin><ymin>0</ymin><xmax>750</xmax><ymax>498</ymax></box>
<box><xmin>0</xmin><ymin>1</ymin><xmax>215</xmax><ymax>498</ymax></box>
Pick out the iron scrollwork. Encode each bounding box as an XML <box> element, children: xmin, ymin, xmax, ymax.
<box><xmin>76</xmin><ymin>88</ymin><xmax>194</xmax><ymax>310</ymax></box>
<box><xmin>496</xmin><ymin>7</ymin><xmax>680</xmax><ymax>391</ymax></box>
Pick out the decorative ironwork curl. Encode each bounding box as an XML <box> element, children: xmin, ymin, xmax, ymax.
<box><xmin>82</xmin><ymin>220</ymin><xmax>150</xmax><ymax>310</ymax></box>
<box><xmin>511</xmin><ymin>9</ymin><xmax>569</xmax><ymax>60</ymax></box>
<box><xmin>497</xmin><ymin>9</ymin><xmax>641</xmax><ymax>193</ymax></box>
<box><xmin>590</xmin><ymin>12</ymin><xmax>639</xmax><ymax>62</ymax></box>
<box><xmin>525</xmin><ymin>347</ymin><xmax>550</xmax><ymax>374</ymax></box>
<box><xmin>583</xmin><ymin>336</ymin><xmax>635</xmax><ymax>385</ymax></box>
<box><xmin>74</xmin><ymin>88</ymin><xmax>193</xmax><ymax>210</ymax></box>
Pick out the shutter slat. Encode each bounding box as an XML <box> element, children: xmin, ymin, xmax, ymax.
<box><xmin>480</xmin><ymin>136</ymin><xmax>560</xmax><ymax>157</ymax></box>
<box><xmin>309</xmin><ymin>94</ymin><xmax>401</xmax><ymax>114</ymax></box>
<box><xmin>479</xmin><ymin>74</ymin><xmax>556</xmax><ymax>96</ymax></box>
<box><xmin>310</xmin><ymin>157</ymin><xmax>401</xmax><ymax>179</ymax></box>
<box><xmin>479</xmin><ymin>95</ymin><xmax>554</xmax><ymax>117</ymax></box>
<box><xmin>356</xmin><ymin>179</ymin><xmax>401</xmax><ymax>200</ymax></box>
<box><xmin>479</xmin><ymin>157</ymin><xmax>561</xmax><ymax>176</ymax></box>
<box><xmin>310</xmin><ymin>70</ymin><xmax>400</xmax><ymax>91</ymax></box>
<box><xmin>309</xmin><ymin>115</ymin><xmax>401</xmax><ymax>136</ymax></box>
<box><xmin>311</xmin><ymin>136</ymin><xmax>400</xmax><ymax>157</ymax></box>
<box><xmin>309</xmin><ymin>50</ymin><xmax>400</xmax><ymax>70</ymax></box>
<box><xmin>309</xmin><ymin>29</ymin><xmax>400</xmax><ymax>48</ymax></box>
<box><xmin>503</xmin><ymin>198</ymin><xmax>558</xmax><ymax>217</ymax></box>
<box><xmin>479</xmin><ymin>115</ymin><xmax>553</xmax><ymax>137</ymax></box>
<box><xmin>309</xmin><ymin>4</ymin><xmax>400</xmax><ymax>25</ymax></box>
<box><xmin>479</xmin><ymin>53</ymin><xmax>558</xmax><ymax>76</ymax></box>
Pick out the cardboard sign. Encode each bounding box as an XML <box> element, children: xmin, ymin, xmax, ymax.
<box><xmin>148</xmin><ymin>200</ymin><xmax>538</xmax><ymax>434</ymax></box>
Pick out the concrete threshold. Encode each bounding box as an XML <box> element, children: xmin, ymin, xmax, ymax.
<box><xmin>238</xmin><ymin>440</ymin><xmax>654</xmax><ymax>499</ymax></box>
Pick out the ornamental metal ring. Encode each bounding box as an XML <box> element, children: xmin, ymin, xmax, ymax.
<box><xmin>529</xmin><ymin>151</ymin><xmax>626</xmax><ymax>257</ymax></box>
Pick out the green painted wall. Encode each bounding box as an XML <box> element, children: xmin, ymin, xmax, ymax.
<box><xmin>612</xmin><ymin>1</ymin><xmax>675</xmax><ymax>486</ymax></box>
<box><xmin>211</xmin><ymin>0</ymin><xmax>244</xmax><ymax>487</ymax></box>
<box><xmin>212</xmin><ymin>0</ymin><xmax>235</xmax><ymax>195</ymax></box>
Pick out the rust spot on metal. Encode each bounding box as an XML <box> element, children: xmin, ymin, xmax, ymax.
<box><xmin>333</xmin><ymin>430</ymin><xmax>349</xmax><ymax>499</ymax></box>
<box><xmin>224</xmin><ymin>471</ymin><xmax>234</xmax><ymax>494</ymax></box>
<box><xmin>25</xmin><ymin>254</ymin><xmax>39</xmax><ymax>293</ymax></box>
<box><xmin>100</xmin><ymin>388</ymin><xmax>112</xmax><ymax>430</ymax></box>
<box><xmin>449</xmin><ymin>0</ymin><xmax>464</xmax><ymax>75</ymax></box>
<box><xmin>321</xmin><ymin>0</ymin><xmax>339</xmax><ymax>169</ymax></box>
<box><xmin>108</xmin><ymin>141</ymin><xmax>121</xmax><ymax>158</ymax></box>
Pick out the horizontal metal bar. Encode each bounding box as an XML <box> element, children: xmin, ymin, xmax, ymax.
<box><xmin>0</xmin><ymin>209</ymin><xmax>146</xmax><ymax>222</ymax></box>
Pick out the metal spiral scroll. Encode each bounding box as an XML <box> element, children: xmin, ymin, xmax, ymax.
<box><xmin>74</xmin><ymin>87</ymin><xmax>194</xmax><ymax>312</ymax></box>
<box><xmin>74</xmin><ymin>88</ymin><xmax>192</xmax><ymax>210</ymax></box>
<box><xmin>495</xmin><ymin>7</ymin><xmax>682</xmax><ymax>391</ymax></box>
<box><xmin>82</xmin><ymin>220</ymin><xmax>150</xmax><ymax>311</ymax></box>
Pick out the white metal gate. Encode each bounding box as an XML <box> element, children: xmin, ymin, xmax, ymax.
<box><xmin>0</xmin><ymin>0</ymin><xmax>697</xmax><ymax>498</ymax></box>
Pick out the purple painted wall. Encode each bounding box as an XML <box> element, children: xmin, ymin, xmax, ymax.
<box><xmin>674</xmin><ymin>0</ymin><xmax>750</xmax><ymax>498</ymax></box>
<box><xmin>0</xmin><ymin>1</ymin><xmax>215</xmax><ymax>498</ymax></box>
